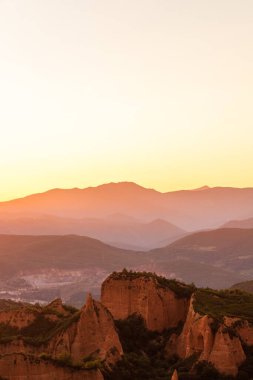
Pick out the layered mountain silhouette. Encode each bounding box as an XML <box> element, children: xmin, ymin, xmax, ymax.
<box><xmin>1</xmin><ymin>182</ymin><xmax>253</xmax><ymax>231</ymax></box>
<box><xmin>0</xmin><ymin>215</ymin><xmax>185</xmax><ymax>251</ymax></box>
<box><xmin>2</xmin><ymin>183</ymin><xmax>253</xmax><ymax>304</ymax></box>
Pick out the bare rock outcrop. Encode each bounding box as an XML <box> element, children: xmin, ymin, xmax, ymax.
<box><xmin>208</xmin><ymin>327</ymin><xmax>245</xmax><ymax>376</ymax></box>
<box><xmin>101</xmin><ymin>273</ymin><xmax>190</xmax><ymax>332</ymax></box>
<box><xmin>49</xmin><ymin>294</ymin><xmax>123</xmax><ymax>366</ymax></box>
<box><xmin>168</xmin><ymin>297</ymin><xmax>246</xmax><ymax>376</ymax></box>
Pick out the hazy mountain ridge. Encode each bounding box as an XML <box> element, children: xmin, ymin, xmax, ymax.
<box><xmin>0</xmin><ymin>214</ymin><xmax>186</xmax><ymax>251</ymax></box>
<box><xmin>1</xmin><ymin>182</ymin><xmax>253</xmax><ymax>230</ymax></box>
<box><xmin>147</xmin><ymin>228</ymin><xmax>253</xmax><ymax>288</ymax></box>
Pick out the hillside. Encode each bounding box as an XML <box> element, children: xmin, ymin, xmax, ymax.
<box><xmin>231</xmin><ymin>280</ymin><xmax>253</xmax><ymax>294</ymax></box>
<box><xmin>148</xmin><ymin>228</ymin><xmax>253</xmax><ymax>288</ymax></box>
<box><xmin>1</xmin><ymin>230</ymin><xmax>253</xmax><ymax>305</ymax></box>
<box><xmin>0</xmin><ymin>234</ymin><xmax>142</xmax><ymax>275</ymax></box>
<box><xmin>0</xmin><ymin>234</ymin><xmax>144</xmax><ymax>305</ymax></box>
<box><xmin>1</xmin><ymin>182</ymin><xmax>253</xmax><ymax>230</ymax></box>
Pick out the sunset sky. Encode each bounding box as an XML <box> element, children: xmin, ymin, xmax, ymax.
<box><xmin>0</xmin><ymin>0</ymin><xmax>253</xmax><ymax>201</ymax></box>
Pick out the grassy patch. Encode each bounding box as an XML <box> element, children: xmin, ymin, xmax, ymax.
<box><xmin>194</xmin><ymin>288</ymin><xmax>253</xmax><ymax>322</ymax></box>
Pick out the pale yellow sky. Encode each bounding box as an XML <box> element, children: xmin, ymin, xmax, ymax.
<box><xmin>0</xmin><ymin>0</ymin><xmax>253</xmax><ymax>201</ymax></box>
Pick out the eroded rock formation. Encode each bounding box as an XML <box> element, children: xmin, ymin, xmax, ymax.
<box><xmin>0</xmin><ymin>294</ymin><xmax>123</xmax><ymax>379</ymax></box>
<box><xmin>49</xmin><ymin>294</ymin><xmax>123</xmax><ymax>365</ymax></box>
<box><xmin>101</xmin><ymin>273</ymin><xmax>190</xmax><ymax>332</ymax></box>
<box><xmin>102</xmin><ymin>272</ymin><xmax>253</xmax><ymax>377</ymax></box>
<box><xmin>1</xmin><ymin>271</ymin><xmax>253</xmax><ymax>378</ymax></box>
<box><xmin>168</xmin><ymin>297</ymin><xmax>247</xmax><ymax>376</ymax></box>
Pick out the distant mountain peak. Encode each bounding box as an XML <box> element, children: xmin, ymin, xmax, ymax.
<box><xmin>148</xmin><ymin>218</ymin><xmax>173</xmax><ymax>226</ymax></box>
<box><xmin>94</xmin><ymin>181</ymin><xmax>157</xmax><ymax>192</ymax></box>
<box><xmin>191</xmin><ymin>185</ymin><xmax>210</xmax><ymax>191</ymax></box>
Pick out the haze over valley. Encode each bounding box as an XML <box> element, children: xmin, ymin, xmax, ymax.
<box><xmin>1</xmin><ymin>183</ymin><xmax>253</xmax><ymax>307</ymax></box>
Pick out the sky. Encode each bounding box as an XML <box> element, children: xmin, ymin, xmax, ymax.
<box><xmin>0</xmin><ymin>0</ymin><xmax>253</xmax><ymax>201</ymax></box>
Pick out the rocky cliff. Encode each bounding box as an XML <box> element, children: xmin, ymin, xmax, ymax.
<box><xmin>172</xmin><ymin>297</ymin><xmax>246</xmax><ymax>376</ymax></box>
<box><xmin>101</xmin><ymin>271</ymin><xmax>191</xmax><ymax>332</ymax></box>
<box><xmin>101</xmin><ymin>271</ymin><xmax>253</xmax><ymax>379</ymax></box>
<box><xmin>49</xmin><ymin>294</ymin><xmax>123</xmax><ymax>365</ymax></box>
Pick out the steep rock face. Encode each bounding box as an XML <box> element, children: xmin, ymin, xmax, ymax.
<box><xmin>176</xmin><ymin>299</ymin><xmax>214</xmax><ymax>360</ymax></box>
<box><xmin>0</xmin><ymin>353</ymin><xmax>103</xmax><ymax>380</ymax></box>
<box><xmin>49</xmin><ymin>294</ymin><xmax>123</xmax><ymax>366</ymax></box>
<box><xmin>208</xmin><ymin>327</ymin><xmax>245</xmax><ymax>376</ymax></box>
<box><xmin>101</xmin><ymin>275</ymin><xmax>189</xmax><ymax>332</ymax></box>
<box><xmin>172</xmin><ymin>297</ymin><xmax>246</xmax><ymax>376</ymax></box>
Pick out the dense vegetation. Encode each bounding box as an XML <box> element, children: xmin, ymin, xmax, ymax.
<box><xmin>103</xmin><ymin>314</ymin><xmax>180</xmax><ymax>380</ymax></box>
<box><xmin>194</xmin><ymin>288</ymin><xmax>253</xmax><ymax>323</ymax></box>
<box><xmin>39</xmin><ymin>352</ymin><xmax>102</xmax><ymax>370</ymax></box>
<box><xmin>110</xmin><ymin>269</ymin><xmax>195</xmax><ymax>298</ymax></box>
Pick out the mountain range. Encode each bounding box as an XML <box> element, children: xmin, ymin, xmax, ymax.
<box><xmin>1</xmin><ymin>182</ymin><xmax>253</xmax><ymax>231</ymax></box>
<box><xmin>1</xmin><ymin>182</ymin><xmax>253</xmax><ymax>305</ymax></box>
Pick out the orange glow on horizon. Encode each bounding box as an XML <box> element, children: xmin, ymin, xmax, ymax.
<box><xmin>1</xmin><ymin>1</ymin><xmax>253</xmax><ymax>201</ymax></box>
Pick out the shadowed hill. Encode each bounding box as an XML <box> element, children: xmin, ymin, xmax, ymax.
<box><xmin>148</xmin><ymin>228</ymin><xmax>253</xmax><ymax>288</ymax></box>
<box><xmin>231</xmin><ymin>280</ymin><xmax>253</xmax><ymax>294</ymax></box>
<box><xmin>0</xmin><ymin>234</ymin><xmax>143</xmax><ymax>279</ymax></box>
